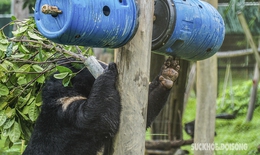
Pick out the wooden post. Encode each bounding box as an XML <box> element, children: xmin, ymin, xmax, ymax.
<box><xmin>195</xmin><ymin>57</ymin><xmax>217</xmax><ymax>155</ymax></box>
<box><xmin>246</xmin><ymin>63</ymin><xmax>259</xmax><ymax>122</ymax></box>
<box><xmin>194</xmin><ymin>0</ymin><xmax>218</xmax><ymax>154</ymax></box>
<box><xmin>111</xmin><ymin>0</ymin><xmax>154</xmax><ymax>154</ymax></box>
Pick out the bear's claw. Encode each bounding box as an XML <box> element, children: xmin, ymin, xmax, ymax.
<box><xmin>160</xmin><ymin>57</ymin><xmax>180</xmax><ymax>89</ymax></box>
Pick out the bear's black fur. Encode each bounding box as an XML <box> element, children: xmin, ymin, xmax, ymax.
<box><xmin>23</xmin><ymin>58</ymin><xmax>178</xmax><ymax>155</ymax></box>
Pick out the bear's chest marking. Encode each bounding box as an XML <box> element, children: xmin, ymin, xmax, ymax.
<box><xmin>58</xmin><ymin>96</ymin><xmax>87</xmax><ymax>111</ymax></box>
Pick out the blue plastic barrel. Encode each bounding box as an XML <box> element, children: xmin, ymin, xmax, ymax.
<box><xmin>34</xmin><ymin>0</ymin><xmax>139</xmax><ymax>48</ymax></box>
<box><xmin>152</xmin><ymin>0</ymin><xmax>225</xmax><ymax>61</ymax></box>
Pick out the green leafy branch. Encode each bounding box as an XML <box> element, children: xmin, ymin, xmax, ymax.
<box><xmin>0</xmin><ymin>17</ymin><xmax>96</xmax><ymax>149</ymax></box>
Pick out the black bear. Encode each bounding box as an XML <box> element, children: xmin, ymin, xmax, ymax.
<box><xmin>23</xmin><ymin>57</ymin><xmax>179</xmax><ymax>155</ymax></box>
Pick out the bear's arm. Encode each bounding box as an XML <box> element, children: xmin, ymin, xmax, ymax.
<box><xmin>146</xmin><ymin>57</ymin><xmax>179</xmax><ymax>128</ymax></box>
<box><xmin>146</xmin><ymin>75</ymin><xmax>170</xmax><ymax>128</ymax></box>
<box><xmin>58</xmin><ymin>63</ymin><xmax>121</xmax><ymax>138</ymax></box>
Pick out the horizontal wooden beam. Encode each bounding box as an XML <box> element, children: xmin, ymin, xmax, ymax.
<box><xmin>217</xmin><ymin>48</ymin><xmax>260</xmax><ymax>58</ymax></box>
<box><xmin>145</xmin><ymin>139</ymin><xmax>193</xmax><ymax>150</ymax></box>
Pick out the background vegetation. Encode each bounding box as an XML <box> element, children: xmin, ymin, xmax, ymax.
<box><xmin>182</xmin><ymin>79</ymin><xmax>260</xmax><ymax>155</ymax></box>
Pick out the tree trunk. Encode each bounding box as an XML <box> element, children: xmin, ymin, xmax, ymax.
<box><xmin>12</xmin><ymin>0</ymin><xmax>29</xmax><ymax>20</ymax></box>
<box><xmin>111</xmin><ymin>0</ymin><xmax>154</xmax><ymax>154</ymax></box>
<box><xmin>194</xmin><ymin>0</ymin><xmax>218</xmax><ymax>154</ymax></box>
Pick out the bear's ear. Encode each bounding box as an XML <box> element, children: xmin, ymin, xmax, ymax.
<box><xmin>57</xmin><ymin>96</ymin><xmax>87</xmax><ymax>111</ymax></box>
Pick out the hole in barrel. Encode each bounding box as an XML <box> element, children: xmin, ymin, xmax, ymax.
<box><xmin>206</xmin><ymin>48</ymin><xmax>212</xmax><ymax>52</ymax></box>
<box><xmin>198</xmin><ymin>5</ymin><xmax>203</xmax><ymax>8</ymax></box>
<box><xmin>103</xmin><ymin>6</ymin><xmax>110</xmax><ymax>16</ymax></box>
<box><xmin>75</xmin><ymin>35</ymin><xmax>81</xmax><ymax>39</ymax></box>
<box><xmin>119</xmin><ymin>0</ymin><xmax>123</xmax><ymax>3</ymax></box>
<box><xmin>51</xmin><ymin>14</ymin><xmax>58</xmax><ymax>17</ymax></box>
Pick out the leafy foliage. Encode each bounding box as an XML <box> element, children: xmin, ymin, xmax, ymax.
<box><xmin>0</xmin><ymin>17</ymin><xmax>93</xmax><ymax>149</ymax></box>
<box><xmin>217</xmin><ymin>80</ymin><xmax>260</xmax><ymax>115</ymax></box>
<box><xmin>0</xmin><ymin>0</ymin><xmax>11</xmax><ymax>14</ymax></box>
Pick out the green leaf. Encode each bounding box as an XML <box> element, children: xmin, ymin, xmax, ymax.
<box><xmin>0</xmin><ymin>83</ymin><xmax>9</xmax><ymax>96</ymax></box>
<box><xmin>16</xmin><ymin>64</ymin><xmax>31</xmax><ymax>76</ymax></box>
<box><xmin>0</xmin><ymin>39</ymin><xmax>9</xmax><ymax>45</ymax></box>
<box><xmin>22</xmin><ymin>105</ymin><xmax>29</xmax><ymax>115</ymax></box>
<box><xmin>2</xmin><ymin>60</ymin><xmax>14</xmax><ymax>70</ymax></box>
<box><xmin>0</xmin><ymin>110</ymin><xmax>7</xmax><ymax>126</ymax></box>
<box><xmin>56</xmin><ymin>65</ymin><xmax>73</xmax><ymax>73</ymax></box>
<box><xmin>62</xmin><ymin>74</ymin><xmax>72</xmax><ymax>87</ymax></box>
<box><xmin>20</xmin><ymin>121</ymin><xmax>32</xmax><ymax>140</ymax></box>
<box><xmin>36</xmin><ymin>102</ymin><xmax>42</xmax><ymax>106</ymax></box>
<box><xmin>0</xmin><ymin>50</ymin><xmax>3</xmax><ymax>59</ymax></box>
<box><xmin>36</xmin><ymin>74</ymin><xmax>45</xmax><ymax>83</ymax></box>
<box><xmin>12</xmin><ymin>44</ymin><xmax>18</xmax><ymax>51</ymax></box>
<box><xmin>71</xmin><ymin>63</ymin><xmax>84</xmax><ymax>70</ymax></box>
<box><xmin>19</xmin><ymin>44</ymin><xmax>30</xmax><ymax>53</ymax></box>
<box><xmin>54</xmin><ymin>72</ymin><xmax>69</xmax><ymax>79</ymax></box>
<box><xmin>12</xmin><ymin>26</ymin><xmax>28</xmax><ymax>36</ymax></box>
<box><xmin>11</xmin><ymin>16</ymin><xmax>16</xmax><ymax>21</ymax></box>
<box><xmin>5</xmin><ymin>107</ymin><xmax>15</xmax><ymax>118</ymax></box>
<box><xmin>0</xmin><ymin>102</ymin><xmax>8</xmax><ymax>110</ymax></box>
<box><xmin>0</xmin><ymin>44</ymin><xmax>8</xmax><ymax>52</ymax></box>
<box><xmin>28</xmin><ymin>31</ymin><xmax>44</xmax><ymax>40</ymax></box>
<box><xmin>2</xmin><ymin>129</ymin><xmax>9</xmax><ymax>137</ymax></box>
<box><xmin>11</xmin><ymin>53</ymin><xmax>25</xmax><ymax>58</ymax></box>
<box><xmin>17</xmin><ymin>76</ymin><xmax>27</xmax><ymax>86</ymax></box>
<box><xmin>32</xmin><ymin>65</ymin><xmax>44</xmax><ymax>72</ymax></box>
<box><xmin>28</xmin><ymin>101</ymin><xmax>39</xmax><ymax>122</ymax></box>
<box><xmin>38</xmin><ymin>47</ymin><xmax>44</xmax><ymax>61</ymax></box>
<box><xmin>18</xmin><ymin>91</ymin><xmax>31</xmax><ymax>108</ymax></box>
<box><xmin>9</xmin><ymin>122</ymin><xmax>21</xmax><ymax>143</ymax></box>
<box><xmin>5</xmin><ymin>136</ymin><xmax>13</xmax><ymax>148</ymax></box>
<box><xmin>27</xmin><ymin>97</ymin><xmax>35</xmax><ymax>106</ymax></box>
<box><xmin>17</xmin><ymin>109</ymin><xmax>29</xmax><ymax>121</ymax></box>
<box><xmin>0</xmin><ymin>64</ymin><xmax>8</xmax><ymax>72</ymax></box>
<box><xmin>3</xmin><ymin>118</ymin><xmax>15</xmax><ymax>129</ymax></box>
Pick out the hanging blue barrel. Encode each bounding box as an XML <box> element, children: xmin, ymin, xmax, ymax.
<box><xmin>34</xmin><ymin>0</ymin><xmax>139</xmax><ymax>48</ymax></box>
<box><xmin>152</xmin><ymin>0</ymin><xmax>225</xmax><ymax>61</ymax></box>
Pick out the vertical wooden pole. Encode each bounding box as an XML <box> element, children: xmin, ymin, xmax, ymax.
<box><xmin>246</xmin><ymin>63</ymin><xmax>259</xmax><ymax>122</ymax></box>
<box><xmin>112</xmin><ymin>0</ymin><xmax>154</xmax><ymax>154</ymax></box>
<box><xmin>194</xmin><ymin>0</ymin><xmax>218</xmax><ymax>155</ymax></box>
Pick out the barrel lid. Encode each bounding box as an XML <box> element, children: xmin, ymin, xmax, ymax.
<box><xmin>152</xmin><ymin>0</ymin><xmax>176</xmax><ymax>50</ymax></box>
<box><xmin>34</xmin><ymin>0</ymin><xmax>73</xmax><ymax>39</ymax></box>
